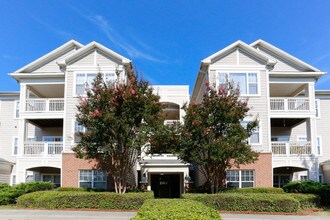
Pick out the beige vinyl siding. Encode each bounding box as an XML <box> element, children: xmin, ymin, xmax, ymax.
<box><xmin>0</xmin><ymin>99</ymin><xmax>19</xmax><ymax>162</ymax></box>
<box><xmin>258</xmin><ymin>47</ymin><xmax>305</xmax><ymax>72</ymax></box>
<box><xmin>290</xmin><ymin>121</ymin><xmax>308</xmax><ymax>141</ymax></box>
<box><xmin>96</xmin><ymin>50</ymin><xmax>120</xmax><ymax>66</ymax></box>
<box><xmin>212</xmin><ymin>50</ymin><xmax>237</xmax><ymax>65</ymax></box>
<box><xmin>0</xmin><ymin>163</ymin><xmax>11</xmax><ymax>184</ymax></box>
<box><xmin>208</xmin><ymin>49</ymin><xmax>270</xmax><ymax>152</ymax></box>
<box><xmin>316</xmin><ymin>97</ymin><xmax>330</xmax><ymax>162</ymax></box>
<box><xmin>70</xmin><ymin>51</ymin><xmax>95</xmax><ymax>66</ymax></box>
<box><xmin>239</xmin><ymin>50</ymin><xmax>264</xmax><ymax>66</ymax></box>
<box><xmin>32</xmin><ymin>48</ymin><xmax>76</xmax><ymax>73</ymax></box>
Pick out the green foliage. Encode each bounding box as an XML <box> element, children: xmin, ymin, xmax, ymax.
<box><xmin>179</xmin><ymin>82</ymin><xmax>258</xmax><ymax>193</ymax></box>
<box><xmin>0</xmin><ymin>183</ymin><xmax>10</xmax><ymax>190</ymax></box>
<box><xmin>183</xmin><ymin>193</ymin><xmax>300</xmax><ymax>213</ymax></box>
<box><xmin>289</xmin><ymin>193</ymin><xmax>321</xmax><ymax>209</ymax></box>
<box><xmin>283</xmin><ymin>181</ymin><xmax>330</xmax><ymax>206</ymax></box>
<box><xmin>133</xmin><ymin>199</ymin><xmax>221</xmax><ymax>220</ymax></box>
<box><xmin>74</xmin><ymin>70</ymin><xmax>164</xmax><ymax>193</ymax></box>
<box><xmin>0</xmin><ymin>182</ymin><xmax>54</xmax><ymax>205</ymax></box>
<box><xmin>235</xmin><ymin>187</ymin><xmax>285</xmax><ymax>194</ymax></box>
<box><xmin>17</xmin><ymin>191</ymin><xmax>154</xmax><ymax>210</ymax></box>
<box><xmin>57</xmin><ymin>187</ymin><xmax>87</xmax><ymax>192</ymax></box>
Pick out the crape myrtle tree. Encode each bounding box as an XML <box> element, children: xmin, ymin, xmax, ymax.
<box><xmin>179</xmin><ymin>82</ymin><xmax>259</xmax><ymax>194</ymax></box>
<box><xmin>73</xmin><ymin>67</ymin><xmax>164</xmax><ymax>194</ymax></box>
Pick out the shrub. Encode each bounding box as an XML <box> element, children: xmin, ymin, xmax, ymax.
<box><xmin>0</xmin><ymin>183</ymin><xmax>10</xmax><ymax>190</ymax></box>
<box><xmin>283</xmin><ymin>181</ymin><xmax>330</xmax><ymax>206</ymax></box>
<box><xmin>57</xmin><ymin>187</ymin><xmax>87</xmax><ymax>192</ymax></box>
<box><xmin>183</xmin><ymin>193</ymin><xmax>300</xmax><ymax>213</ymax></box>
<box><xmin>235</xmin><ymin>187</ymin><xmax>284</xmax><ymax>194</ymax></box>
<box><xmin>17</xmin><ymin>191</ymin><xmax>153</xmax><ymax>210</ymax></box>
<box><xmin>133</xmin><ymin>199</ymin><xmax>221</xmax><ymax>220</ymax></box>
<box><xmin>289</xmin><ymin>193</ymin><xmax>320</xmax><ymax>209</ymax></box>
<box><xmin>0</xmin><ymin>181</ymin><xmax>54</xmax><ymax>205</ymax></box>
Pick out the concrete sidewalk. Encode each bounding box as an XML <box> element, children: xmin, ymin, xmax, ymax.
<box><xmin>0</xmin><ymin>209</ymin><xmax>329</xmax><ymax>220</ymax></box>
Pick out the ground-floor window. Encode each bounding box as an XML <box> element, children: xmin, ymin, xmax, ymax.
<box><xmin>79</xmin><ymin>170</ymin><xmax>107</xmax><ymax>189</ymax></box>
<box><xmin>273</xmin><ymin>175</ymin><xmax>290</xmax><ymax>188</ymax></box>
<box><xmin>42</xmin><ymin>174</ymin><xmax>61</xmax><ymax>187</ymax></box>
<box><xmin>226</xmin><ymin>170</ymin><xmax>254</xmax><ymax>188</ymax></box>
<box><xmin>299</xmin><ymin>175</ymin><xmax>308</xmax><ymax>181</ymax></box>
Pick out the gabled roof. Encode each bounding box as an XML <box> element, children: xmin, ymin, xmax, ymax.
<box><xmin>14</xmin><ymin>40</ymin><xmax>84</xmax><ymax>73</ymax></box>
<box><xmin>57</xmin><ymin>41</ymin><xmax>131</xmax><ymax>67</ymax></box>
<box><xmin>0</xmin><ymin>158</ymin><xmax>14</xmax><ymax>165</ymax></box>
<box><xmin>250</xmin><ymin>39</ymin><xmax>320</xmax><ymax>72</ymax></box>
<box><xmin>202</xmin><ymin>40</ymin><xmax>277</xmax><ymax>66</ymax></box>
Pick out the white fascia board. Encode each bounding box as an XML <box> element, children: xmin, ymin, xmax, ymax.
<box><xmin>14</xmin><ymin>40</ymin><xmax>84</xmax><ymax>73</ymax></box>
<box><xmin>9</xmin><ymin>72</ymin><xmax>65</xmax><ymax>81</ymax></box>
<box><xmin>250</xmin><ymin>39</ymin><xmax>321</xmax><ymax>72</ymax></box>
<box><xmin>202</xmin><ymin>40</ymin><xmax>276</xmax><ymax>65</ymax></box>
<box><xmin>269</xmin><ymin>71</ymin><xmax>325</xmax><ymax>78</ymax></box>
<box><xmin>58</xmin><ymin>41</ymin><xmax>131</xmax><ymax>67</ymax></box>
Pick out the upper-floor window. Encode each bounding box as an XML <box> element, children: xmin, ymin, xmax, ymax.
<box><xmin>74</xmin><ymin>121</ymin><xmax>86</xmax><ymax>143</ymax></box>
<box><xmin>75</xmin><ymin>73</ymin><xmax>116</xmax><ymax>96</ymax></box>
<box><xmin>12</xmin><ymin>137</ymin><xmax>18</xmax><ymax>155</ymax></box>
<box><xmin>316</xmin><ymin>136</ymin><xmax>322</xmax><ymax>156</ymax></box>
<box><xmin>241</xmin><ymin>121</ymin><xmax>260</xmax><ymax>144</ymax></box>
<box><xmin>14</xmin><ymin>100</ymin><xmax>19</xmax><ymax>119</ymax></box>
<box><xmin>315</xmin><ymin>99</ymin><xmax>320</xmax><ymax>118</ymax></box>
<box><xmin>218</xmin><ymin>72</ymin><xmax>259</xmax><ymax>95</ymax></box>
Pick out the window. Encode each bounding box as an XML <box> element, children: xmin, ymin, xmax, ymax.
<box><xmin>74</xmin><ymin>121</ymin><xmax>86</xmax><ymax>143</ymax></box>
<box><xmin>75</xmin><ymin>73</ymin><xmax>116</xmax><ymax>96</ymax></box>
<box><xmin>300</xmin><ymin>175</ymin><xmax>308</xmax><ymax>181</ymax></box>
<box><xmin>315</xmin><ymin>99</ymin><xmax>320</xmax><ymax>118</ymax></box>
<box><xmin>319</xmin><ymin>175</ymin><xmax>323</xmax><ymax>183</ymax></box>
<box><xmin>226</xmin><ymin>170</ymin><xmax>254</xmax><ymax>188</ymax></box>
<box><xmin>218</xmin><ymin>72</ymin><xmax>259</xmax><ymax>95</ymax></box>
<box><xmin>297</xmin><ymin>136</ymin><xmax>307</xmax><ymax>142</ymax></box>
<box><xmin>42</xmin><ymin>175</ymin><xmax>61</xmax><ymax>187</ymax></box>
<box><xmin>11</xmin><ymin>175</ymin><xmax>16</xmax><ymax>186</ymax></box>
<box><xmin>43</xmin><ymin>136</ymin><xmax>63</xmax><ymax>142</ymax></box>
<box><xmin>241</xmin><ymin>121</ymin><xmax>260</xmax><ymax>144</ymax></box>
<box><xmin>79</xmin><ymin>170</ymin><xmax>107</xmax><ymax>189</ymax></box>
<box><xmin>316</xmin><ymin>136</ymin><xmax>322</xmax><ymax>156</ymax></box>
<box><xmin>14</xmin><ymin>100</ymin><xmax>19</xmax><ymax>119</ymax></box>
<box><xmin>12</xmin><ymin>137</ymin><xmax>18</xmax><ymax>155</ymax></box>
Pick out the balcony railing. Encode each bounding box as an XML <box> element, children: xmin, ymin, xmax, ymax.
<box><xmin>23</xmin><ymin>142</ymin><xmax>63</xmax><ymax>156</ymax></box>
<box><xmin>25</xmin><ymin>99</ymin><xmax>64</xmax><ymax>112</ymax></box>
<box><xmin>270</xmin><ymin>98</ymin><xmax>309</xmax><ymax>111</ymax></box>
<box><xmin>271</xmin><ymin>141</ymin><xmax>311</xmax><ymax>156</ymax></box>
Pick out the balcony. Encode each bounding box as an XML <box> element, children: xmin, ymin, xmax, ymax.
<box><xmin>270</xmin><ymin>98</ymin><xmax>309</xmax><ymax>112</ymax></box>
<box><xmin>25</xmin><ymin>99</ymin><xmax>64</xmax><ymax>112</ymax></box>
<box><xmin>23</xmin><ymin>142</ymin><xmax>63</xmax><ymax>156</ymax></box>
<box><xmin>271</xmin><ymin>141</ymin><xmax>311</xmax><ymax>156</ymax></box>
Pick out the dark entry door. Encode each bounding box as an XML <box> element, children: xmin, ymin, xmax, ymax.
<box><xmin>151</xmin><ymin>174</ymin><xmax>180</xmax><ymax>198</ymax></box>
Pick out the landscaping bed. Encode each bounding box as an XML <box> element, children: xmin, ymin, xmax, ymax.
<box><xmin>17</xmin><ymin>191</ymin><xmax>153</xmax><ymax>210</ymax></box>
<box><xmin>133</xmin><ymin>199</ymin><xmax>221</xmax><ymax>220</ymax></box>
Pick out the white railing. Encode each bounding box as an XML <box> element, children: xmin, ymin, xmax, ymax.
<box><xmin>24</xmin><ymin>142</ymin><xmax>63</xmax><ymax>156</ymax></box>
<box><xmin>270</xmin><ymin>98</ymin><xmax>309</xmax><ymax>111</ymax></box>
<box><xmin>271</xmin><ymin>141</ymin><xmax>311</xmax><ymax>156</ymax></box>
<box><xmin>25</xmin><ymin>99</ymin><xmax>64</xmax><ymax>112</ymax></box>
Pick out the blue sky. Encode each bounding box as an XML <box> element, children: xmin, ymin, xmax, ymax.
<box><xmin>1</xmin><ymin>0</ymin><xmax>330</xmax><ymax>93</ymax></box>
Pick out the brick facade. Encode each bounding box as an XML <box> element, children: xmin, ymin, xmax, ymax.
<box><xmin>229</xmin><ymin>153</ymin><xmax>273</xmax><ymax>187</ymax></box>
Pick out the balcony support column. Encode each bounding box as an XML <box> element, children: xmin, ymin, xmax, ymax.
<box><xmin>18</xmin><ymin>119</ymin><xmax>27</xmax><ymax>156</ymax></box>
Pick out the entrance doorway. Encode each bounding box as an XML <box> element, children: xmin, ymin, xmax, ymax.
<box><xmin>151</xmin><ymin>174</ymin><xmax>180</xmax><ymax>198</ymax></box>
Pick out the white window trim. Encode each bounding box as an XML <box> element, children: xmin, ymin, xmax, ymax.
<box><xmin>12</xmin><ymin>136</ymin><xmax>18</xmax><ymax>156</ymax></box>
<box><xmin>299</xmin><ymin>174</ymin><xmax>308</xmax><ymax>181</ymax></box>
<box><xmin>72</xmin><ymin>120</ymin><xmax>87</xmax><ymax>144</ymax></box>
<box><xmin>13</xmin><ymin>100</ymin><xmax>19</xmax><ymax>119</ymax></box>
<box><xmin>242</xmin><ymin>118</ymin><xmax>262</xmax><ymax>145</ymax></box>
<box><xmin>226</xmin><ymin>170</ymin><xmax>255</xmax><ymax>188</ymax></box>
<box><xmin>216</xmin><ymin>70</ymin><xmax>261</xmax><ymax>97</ymax></box>
<box><xmin>78</xmin><ymin>170</ymin><xmax>107</xmax><ymax>189</ymax></box>
<box><xmin>73</xmin><ymin>72</ymin><xmax>117</xmax><ymax>97</ymax></box>
<box><xmin>316</xmin><ymin>136</ymin><xmax>322</xmax><ymax>156</ymax></box>
<box><xmin>315</xmin><ymin>99</ymin><xmax>320</xmax><ymax>118</ymax></box>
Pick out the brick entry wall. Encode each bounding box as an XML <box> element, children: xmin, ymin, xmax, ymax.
<box><xmin>62</xmin><ymin>153</ymin><xmax>113</xmax><ymax>188</ymax></box>
<box><xmin>229</xmin><ymin>153</ymin><xmax>273</xmax><ymax>187</ymax></box>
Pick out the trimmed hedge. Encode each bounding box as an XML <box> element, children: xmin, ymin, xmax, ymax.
<box><xmin>0</xmin><ymin>182</ymin><xmax>54</xmax><ymax>205</ymax></box>
<box><xmin>283</xmin><ymin>181</ymin><xmax>330</xmax><ymax>206</ymax></box>
<box><xmin>183</xmin><ymin>193</ymin><xmax>300</xmax><ymax>213</ymax></box>
<box><xmin>289</xmin><ymin>193</ymin><xmax>320</xmax><ymax>209</ymax></box>
<box><xmin>17</xmin><ymin>191</ymin><xmax>153</xmax><ymax>210</ymax></box>
<box><xmin>133</xmin><ymin>199</ymin><xmax>221</xmax><ymax>220</ymax></box>
<box><xmin>235</xmin><ymin>187</ymin><xmax>284</xmax><ymax>194</ymax></box>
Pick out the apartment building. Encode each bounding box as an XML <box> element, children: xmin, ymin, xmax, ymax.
<box><xmin>0</xmin><ymin>39</ymin><xmax>329</xmax><ymax>198</ymax></box>
<box><xmin>192</xmin><ymin>40</ymin><xmax>329</xmax><ymax>188</ymax></box>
